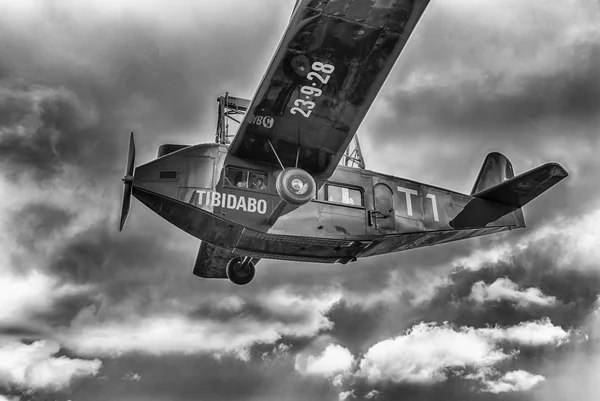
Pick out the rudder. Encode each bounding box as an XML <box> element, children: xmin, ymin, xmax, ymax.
<box><xmin>471</xmin><ymin>152</ymin><xmax>515</xmax><ymax>195</ymax></box>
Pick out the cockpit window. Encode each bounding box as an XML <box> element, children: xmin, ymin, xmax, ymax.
<box><xmin>224</xmin><ymin>167</ymin><xmax>268</xmax><ymax>192</ymax></box>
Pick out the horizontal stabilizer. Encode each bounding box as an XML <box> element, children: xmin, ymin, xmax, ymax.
<box><xmin>473</xmin><ymin>163</ymin><xmax>568</xmax><ymax>208</ymax></box>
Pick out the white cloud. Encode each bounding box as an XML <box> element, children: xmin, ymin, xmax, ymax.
<box><xmin>63</xmin><ymin>289</ymin><xmax>340</xmax><ymax>359</ymax></box>
<box><xmin>256</xmin><ymin>290</ymin><xmax>342</xmax><ymax>337</ymax></box>
<box><xmin>483</xmin><ymin>370</ymin><xmax>545</xmax><ymax>393</ymax></box>
<box><xmin>64</xmin><ymin>315</ymin><xmax>279</xmax><ymax>359</ymax></box>
<box><xmin>0</xmin><ymin>269</ymin><xmax>90</xmax><ymax>328</ymax></box>
<box><xmin>338</xmin><ymin>390</ymin><xmax>355</xmax><ymax>401</ymax></box>
<box><xmin>358</xmin><ymin>318</ymin><xmax>570</xmax><ymax>384</ymax></box>
<box><xmin>365</xmin><ymin>389</ymin><xmax>380</xmax><ymax>399</ymax></box>
<box><xmin>296</xmin><ymin>344</ymin><xmax>355</xmax><ymax>379</ymax></box>
<box><xmin>0</xmin><ymin>339</ymin><xmax>101</xmax><ymax>390</ymax></box>
<box><xmin>470</xmin><ymin>278</ymin><xmax>557</xmax><ymax>307</ymax></box>
<box><xmin>0</xmin><ymin>396</ymin><xmax>20</xmax><ymax>401</ymax></box>
<box><xmin>358</xmin><ymin>322</ymin><xmax>510</xmax><ymax>384</ymax></box>
<box><xmin>451</xmin><ymin>243</ymin><xmax>517</xmax><ymax>271</ymax></box>
<box><xmin>479</xmin><ymin>318</ymin><xmax>570</xmax><ymax>346</ymax></box>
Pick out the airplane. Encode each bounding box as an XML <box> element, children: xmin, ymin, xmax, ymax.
<box><xmin>119</xmin><ymin>0</ymin><xmax>568</xmax><ymax>285</ymax></box>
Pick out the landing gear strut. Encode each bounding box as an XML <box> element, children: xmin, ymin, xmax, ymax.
<box><xmin>226</xmin><ymin>256</ymin><xmax>256</xmax><ymax>286</ymax></box>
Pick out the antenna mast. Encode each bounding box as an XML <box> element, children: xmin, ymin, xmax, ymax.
<box><xmin>216</xmin><ymin>92</ymin><xmax>250</xmax><ymax>145</ymax></box>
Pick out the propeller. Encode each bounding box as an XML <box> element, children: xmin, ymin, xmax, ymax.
<box><xmin>119</xmin><ymin>132</ymin><xmax>135</xmax><ymax>232</ymax></box>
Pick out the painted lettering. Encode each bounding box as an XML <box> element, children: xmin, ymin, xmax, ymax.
<box><xmin>236</xmin><ymin>196</ymin><xmax>247</xmax><ymax>212</ymax></box>
<box><xmin>263</xmin><ymin>116</ymin><xmax>274</xmax><ymax>128</ymax></box>
<box><xmin>193</xmin><ymin>190</ymin><xmax>267</xmax><ymax>215</ymax></box>
<box><xmin>211</xmin><ymin>191</ymin><xmax>222</xmax><ymax>208</ymax></box>
<box><xmin>251</xmin><ymin>115</ymin><xmax>274</xmax><ymax>129</ymax></box>
<box><xmin>397</xmin><ymin>186</ymin><xmax>418</xmax><ymax>216</ymax></box>
<box><xmin>257</xmin><ymin>199</ymin><xmax>267</xmax><ymax>214</ymax></box>
<box><xmin>226</xmin><ymin>193</ymin><xmax>237</xmax><ymax>209</ymax></box>
<box><xmin>425</xmin><ymin>194</ymin><xmax>440</xmax><ymax>222</ymax></box>
<box><xmin>247</xmin><ymin>198</ymin><xmax>257</xmax><ymax>213</ymax></box>
<box><xmin>197</xmin><ymin>190</ymin><xmax>206</xmax><ymax>206</ymax></box>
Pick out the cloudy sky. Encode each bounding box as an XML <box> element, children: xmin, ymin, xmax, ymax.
<box><xmin>1</xmin><ymin>0</ymin><xmax>599</xmax><ymax>400</ymax></box>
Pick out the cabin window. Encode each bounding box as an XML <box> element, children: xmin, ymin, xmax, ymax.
<box><xmin>224</xmin><ymin>167</ymin><xmax>268</xmax><ymax>192</ymax></box>
<box><xmin>325</xmin><ymin>184</ymin><xmax>363</xmax><ymax>206</ymax></box>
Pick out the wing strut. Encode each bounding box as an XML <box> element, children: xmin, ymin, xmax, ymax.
<box><xmin>342</xmin><ymin>135</ymin><xmax>366</xmax><ymax>169</ymax></box>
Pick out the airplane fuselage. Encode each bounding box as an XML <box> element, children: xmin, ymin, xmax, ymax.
<box><xmin>132</xmin><ymin>143</ymin><xmax>524</xmax><ymax>263</ymax></box>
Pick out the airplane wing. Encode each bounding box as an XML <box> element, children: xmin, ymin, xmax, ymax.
<box><xmin>228</xmin><ymin>0</ymin><xmax>431</xmax><ymax>179</ymax></box>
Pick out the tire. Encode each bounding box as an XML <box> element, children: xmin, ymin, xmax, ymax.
<box><xmin>276</xmin><ymin>168</ymin><xmax>316</xmax><ymax>205</ymax></box>
<box><xmin>226</xmin><ymin>257</ymin><xmax>255</xmax><ymax>286</ymax></box>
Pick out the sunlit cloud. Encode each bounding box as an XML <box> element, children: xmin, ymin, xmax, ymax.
<box><xmin>482</xmin><ymin>370</ymin><xmax>545</xmax><ymax>393</ymax></box>
<box><xmin>0</xmin><ymin>339</ymin><xmax>101</xmax><ymax>391</ymax></box>
<box><xmin>357</xmin><ymin>318</ymin><xmax>569</xmax><ymax>385</ymax></box>
<box><xmin>470</xmin><ymin>278</ymin><xmax>557</xmax><ymax>307</ymax></box>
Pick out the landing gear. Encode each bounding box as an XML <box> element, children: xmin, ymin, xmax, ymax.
<box><xmin>276</xmin><ymin>167</ymin><xmax>316</xmax><ymax>205</ymax></box>
<box><xmin>226</xmin><ymin>257</ymin><xmax>256</xmax><ymax>286</ymax></box>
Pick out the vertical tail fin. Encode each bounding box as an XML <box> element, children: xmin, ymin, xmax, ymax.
<box><xmin>471</xmin><ymin>152</ymin><xmax>515</xmax><ymax>195</ymax></box>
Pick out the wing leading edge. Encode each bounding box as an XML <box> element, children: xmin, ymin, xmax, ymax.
<box><xmin>228</xmin><ymin>0</ymin><xmax>431</xmax><ymax>179</ymax></box>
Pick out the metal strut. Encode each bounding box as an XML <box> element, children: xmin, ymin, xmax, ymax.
<box><xmin>342</xmin><ymin>134</ymin><xmax>366</xmax><ymax>169</ymax></box>
<box><xmin>216</xmin><ymin>92</ymin><xmax>251</xmax><ymax>145</ymax></box>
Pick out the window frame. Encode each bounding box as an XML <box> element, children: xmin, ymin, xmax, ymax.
<box><xmin>317</xmin><ymin>182</ymin><xmax>365</xmax><ymax>208</ymax></box>
<box><xmin>223</xmin><ymin>165</ymin><xmax>269</xmax><ymax>193</ymax></box>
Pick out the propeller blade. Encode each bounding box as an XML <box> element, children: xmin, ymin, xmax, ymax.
<box><xmin>126</xmin><ymin>132</ymin><xmax>135</xmax><ymax>176</ymax></box>
<box><xmin>119</xmin><ymin>182</ymin><xmax>132</xmax><ymax>232</ymax></box>
<box><xmin>119</xmin><ymin>132</ymin><xmax>135</xmax><ymax>232</ymax></box>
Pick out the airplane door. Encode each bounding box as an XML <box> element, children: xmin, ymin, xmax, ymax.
<box><xmin>373</xmin><ymin>184</ymin><xmax>395</xmax><ymax>232</ymax></box>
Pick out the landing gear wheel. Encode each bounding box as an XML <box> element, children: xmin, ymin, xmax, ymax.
<box><xmin>276</xmin><ymin>168</ymin><xmax>316</xmax><ymax>205</ymax></box>
<box><xmin>226</xmin><ymin>257</ymin><xmax>255</xmax><ymax>286</ymax></box>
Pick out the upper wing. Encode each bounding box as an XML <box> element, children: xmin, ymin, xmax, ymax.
<box><xmin>228</xmin><ymin>0</ymin><xmax>431</xmax><ymax>178</ymax></box>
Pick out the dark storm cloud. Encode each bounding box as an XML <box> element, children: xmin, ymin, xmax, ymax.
<box><xmin>11</xmin><ymin>203</ymin><xmax>74</xmax><ymax>250</ymax></box>
<box><xmin>0</xmin><ymin>81</ymin><xmax>115</xmax><ymax>183</ymax></box>
<box><xmin>419</xmin><ymin>238</ymin><xmax>600</xmax><ymax>330</ymax></box>
<box><xmin>0</xmin><ymin>1</ymin><xmax>289</xmax><ymax>184</ymax></box>
<box><xmin>324</xmin><ymin>300</ymin><xmax>389</xmax><ymax>352</ymax></box>
<box><xmin>44</xmin><ymin>218</ymin><xmax>193</xmax><ymax>306</ymax></box>
<box><xmin>387</xmin><ymin>40</ymin><xmax>600</xmax><ymax>133</ymax></box>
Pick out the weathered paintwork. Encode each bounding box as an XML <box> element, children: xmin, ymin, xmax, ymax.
<box><xmin>132</xmin><ymin>146</ymin><xmax>537</xmax><ymax>266</ymax></box>
<box><xmin>228</xmin><ymin>0</ymin><xmax>431</xmax><ymax>177</ymax></box>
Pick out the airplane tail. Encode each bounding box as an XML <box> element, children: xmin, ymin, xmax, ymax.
<box><xmin>471</xmin><ymin>152</ymin><xmax>568</xmax><ymax>209</ymax></box>
<box><xmin>470</xmin><ymin>152</ymin><xmax>515</xmax><ymax>195</ymax></box>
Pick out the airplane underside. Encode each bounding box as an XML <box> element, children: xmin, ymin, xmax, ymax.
<box><xmin>133</xmin><ymin>185</ymin><xmax>513</xmax><ymax>264</ymax></box>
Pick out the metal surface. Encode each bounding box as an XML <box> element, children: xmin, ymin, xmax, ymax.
<box><xmin>228</xmin><ymin>0</ymin><xmax>431</xmax><ymax>177</ymax></box>
<box><xmin>122</xmin><ymin>1</ymin><xmax>570</xmax><ymax>282</ymax></box>
<box><xmin>130</xmin><ymin>148</ymin><xmax>567</xmax><ymax>280</ymax></box>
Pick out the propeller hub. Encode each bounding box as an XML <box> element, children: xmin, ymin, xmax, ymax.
<box><xmin>123</xmin><ymin>175</ymin><xmax>134</xmax><ymax>184</ymax></box>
